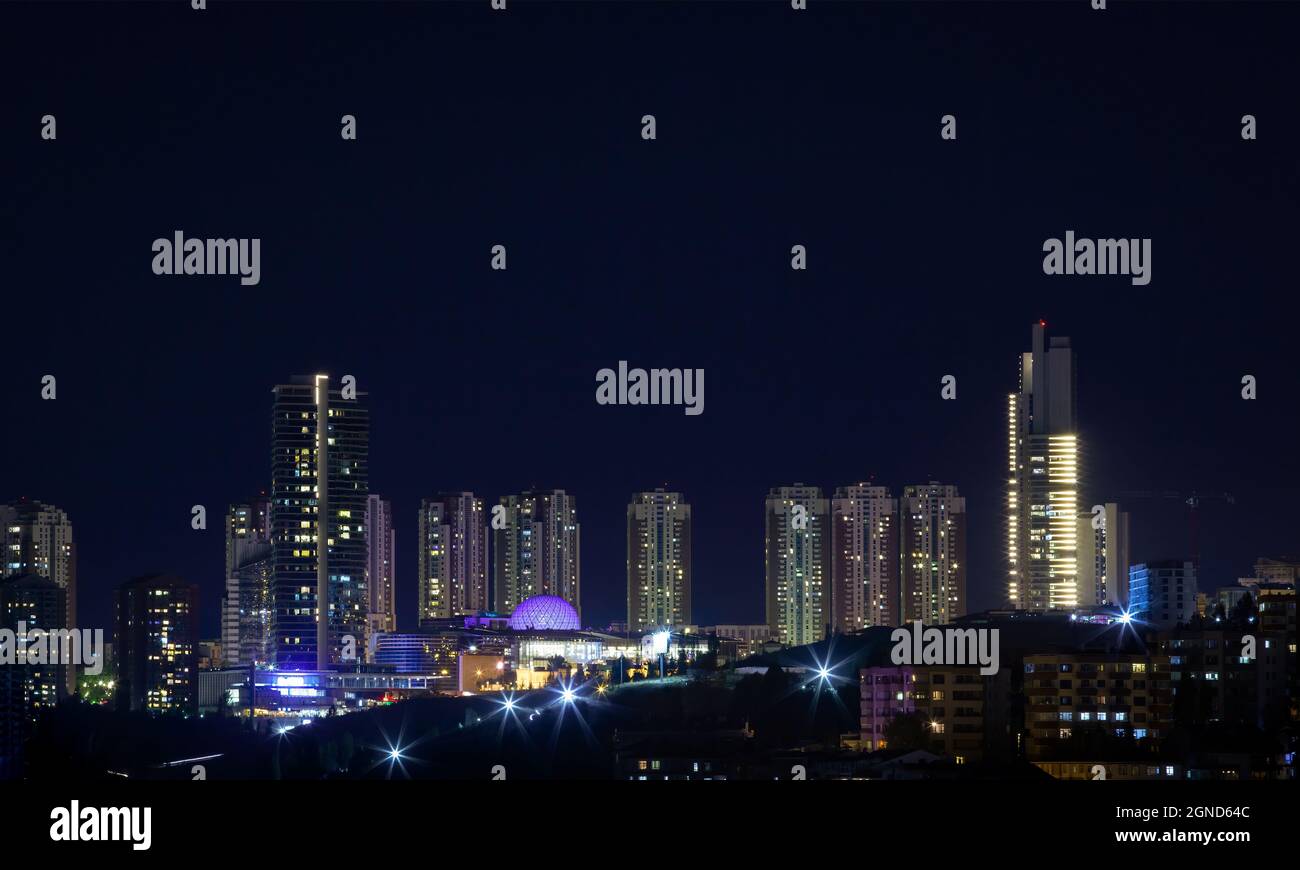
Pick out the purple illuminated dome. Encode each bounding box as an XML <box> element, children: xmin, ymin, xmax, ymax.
<box><xmin>508</xmin><ymin>595</ymin><xmax>580</xmax><ymax>631</ymax></box>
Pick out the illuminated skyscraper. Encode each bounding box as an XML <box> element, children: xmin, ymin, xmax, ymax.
<box><xmin>270</xmin><ymin>375</ymin><xmax>369</xmax><ymax>670</ymax></box>
<box><xmin>0</xmin><ymin>499</ymin><xmax>76</xmax><ymax>692</ymax></box>
<box><xmin>367</xmin><ymin>494</ymin><xmax>396</xmax><ymax>636</ymax></box>
<box><xmin>765</xmin><ymin>484</ymin><xmax>829</xmax><ymax>646</ymax></box>
<box><xmin>627</xmin><ymin>489</ymin><xmax>692</xmax><ymax>632</ymax></box>
<box><xmin>115</xmin><ymin>574</ymin><xmax>198</xmax><ymax>715</ymax></box>
<box><xmin>1</xmin><ymin>575</ymin><xmax>67</xmax><ymax>705</ymax></box>
<box><xmin>418</xmin><ymin>493</ymin><xmax>487</xmax><ymax>623</ymax></box>
<box><xmin>224</xmin><ymin>497</ymin><xmax>270</xmax><ymax>580</ymax></box>
<box><xmin>221</xmin><ymin>497</ymin><xmax>273</xmax><ymax>667</ymax></box>
<box><xmin>900</xmin><ymin>482</ymin><xmax>966</xmax><ymax>624</ymax></box>
<box><xmin>493</xmin><ymin>490</ymin><xmax>580</xmax><ymax>619</ymax></box>
<box><xmin>1</xmin><ymin>574</ymin><xmax>68</xmax><ymax>775</ymax></box>
<box><xmin>831</xmin><ymin>484</ymin><xmax>898</xmax><ymax>632</ymax></box>
<box><xmin>1008</xmin><ymin>321</ymin><xmax>1080</xmax><ymax>612</ymax></box>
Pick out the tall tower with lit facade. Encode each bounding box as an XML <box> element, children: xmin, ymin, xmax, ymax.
<box><xmin>831</xmin><ymin>484</ymin><xmax>898</xmax><ymax>632</ymax></box>
<box><xmin>900</xmin><ymin>482</ymin><xmax>966</xmax><ymax>624</ymax></box>
<box><xmin>366</xmin><ymin>494</ymin><xmax>396</xmax><ymax>635</ymax></box>
<box><xmin>1008</xmin><ymin>321</ymin><xmax>1080</xmax><ymax>612</ymax></box>
<box><xmin>270</xmin><ymin>375</ymin><xmax>369</xmax><ymax>670</ymax></box>
<box><xmin>493</xmin><ymin>490</ymin><xmax>580</xmax><ymax>619</ymax></box>
<box><xmin>418</xmin><ymin>492</ymin><xmax>488</xmax><ymax>623</ymax></box>
<box><xmin>114</xmin><ymin>574</ymin><xmax>198</xmax><ymax>715</ymax></box>
<box><xmin>1</xmin><ymin>574</ymin><xmax>68</xmax><ymax>719</ymax></box>
<box><xmin>222</xmin><ymin>497</ymin><xmax>273</xmax><ymax>667</ymax></box>
<box><xmin>765</xmin><ymin>484</ymin><xmax>829</xmax><ymax>646</ymax></box>
<box><xmin>0</xmin><ymin>499</ymin><xmax>76</xmax><ymax>692</ymax></box>
<box><xmin>627</xmin><ymin>489</ymin><xmax>692</xmax><ymax>632</ymax></box>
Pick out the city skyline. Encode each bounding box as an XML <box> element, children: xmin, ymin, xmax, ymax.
<box><xmin>2</xmin><ymin>0</ymin><xmax>1298</xmax><ymax>826</ymax></box>
<box><xmin>4</xmin><ymin>2</ymin><xmax>1293</xmax><ymax>642</ymax></box>
<box><xmin>0</xmin><ymin>312</ymin><xmax>1284</xmax><ymax>638</ymax></box>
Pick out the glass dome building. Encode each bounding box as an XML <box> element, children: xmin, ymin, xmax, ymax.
<box><xmin>507</xmin><ymin>594</ymin><xmax>581</xmax><ymax>631</ymax></box>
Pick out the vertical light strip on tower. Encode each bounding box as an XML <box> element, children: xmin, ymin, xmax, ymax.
<box><xmin>1047</xmin><ymin>434</ymin><xmax>1079</xmax><ymax>609</ymax></box>
<box><xmin>314</xmin><ymin>374</ymin><xmax>330</xmax><ymax>671</ymax></box>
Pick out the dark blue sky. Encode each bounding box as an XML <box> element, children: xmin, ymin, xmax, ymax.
<box><xmin>3</xmin><ymin>1</ymin><xmax>1297</xmax><ymax>636</ymax></box>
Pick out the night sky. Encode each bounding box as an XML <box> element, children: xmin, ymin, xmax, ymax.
<box><xmin>3</xmin><ymin>1</ymin><xmax>1297</xmax><ymax>637</ymax></box>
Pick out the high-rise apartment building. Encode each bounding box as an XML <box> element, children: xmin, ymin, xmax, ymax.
<box><xmin>0</xmin><ymin>574</ymin><xmax>67</xmax><ymax>777</ymax></box>
<box><xmin>224</xmin><ymin>498</ymin><xmax>269</xmax><ymax>580</ymax></box>
<box><xmin>366</xmin><ymin>494</ymin><xmax>396</xmax><ymax>636</ymax></box>
<box><xmin>765</xmin><ymin>484</ymin><xmax>829</xmax><ymax>646</ymax></box>
<box><xmin>900</xmin><ymin>482</ymin><xmax>966</xmax><ymax>624</ymax></box>
<box><xmin>1076</xmin><ymin>502</ymin><xmax>1131</xmax><ymax>607</ymax></box>
<box><xmin>493</xmin><ymin>490</ymin><xmax>580</xmax><ymax>618</ymax></box>
<box><xmin>1</xmin><ymin>574</ymin><xmax>67</xmax><ymax>704</ymax></box>
<box><xmin>114</xmin><ymin>574</ymin><xmax>198</xmax><ymax>715</ymax></box>
<box><xmin>270</xmin><ymin>375</ymin><xmax>369</xmax><ymax>670</ymax></box>
<box><xmin>418</xmin><ymin>493</ymin><xmax>488</xmax><ymax>623</ymax></box>
<box><xmin>221</xmin><ymin>498</ymin><xmax>273</xmax><ymax>667</ymax></box>
<box><xmin>0</xmin><ymin>499</ymin><xmax>76</xmax><ymax>693</ymax></box>
<box><xmin>1008</xmin><ymin>321</ymin><xmax>1080</xmax><ymax>612</ymax></box>
<box><xmin>627</xmin><ymin>489</ymin><xmax>692</xmax><ymax>632</ymax></box>
<box><xmin>831</xmin><ymin>484</ymin><xmax>899</xmax><ymax>632</ymax></box>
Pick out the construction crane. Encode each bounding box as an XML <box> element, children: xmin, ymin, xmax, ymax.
<box><xmin>1117</xmin><ymin>490</ymin><xmax>1235</xmax><ymax>570</ymax></box>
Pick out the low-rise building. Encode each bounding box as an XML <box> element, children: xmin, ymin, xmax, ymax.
<box><xmin>1156</xmin><ymin>626</ymin><xmax>1290</xmax><ymax>730</ymax></box>
<box><xmin>859</xmin><ymin>664</ymin><xmax>989</xmax><ymax>762</ymax></box>
<box><xmin>1023</xmin><ymin>652</ymin><xmax>1173</xmax><ymax>759</ymax></box>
